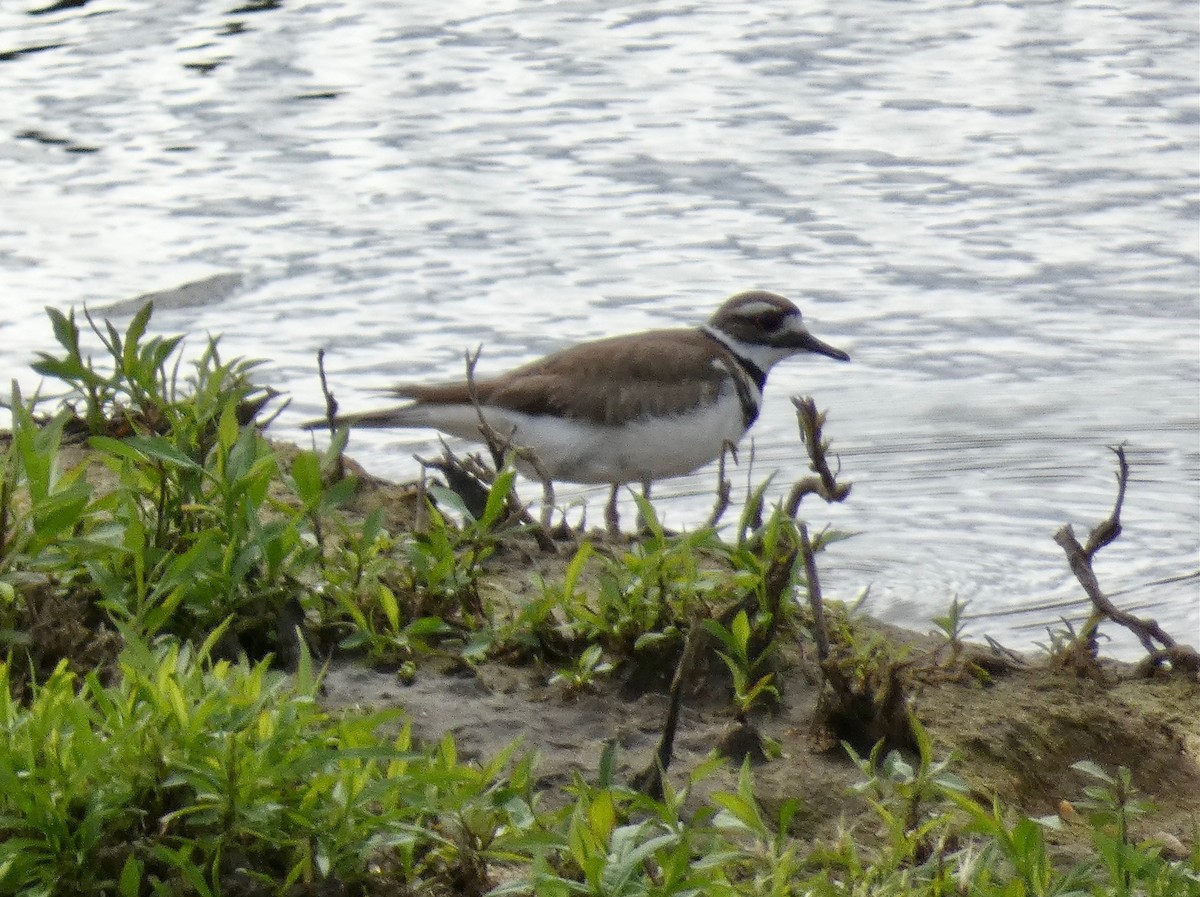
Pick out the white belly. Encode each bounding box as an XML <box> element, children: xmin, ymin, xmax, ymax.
<box><xmin>408</xmin><ymin>393</ymin><xmax>750</xmax><ymax>485</ymax></box>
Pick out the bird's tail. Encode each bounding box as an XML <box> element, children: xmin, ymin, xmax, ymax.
<box><xmin>300</xmin><ymin>404</ymin><xmax>422</xmax><ymax>431</ymax></box>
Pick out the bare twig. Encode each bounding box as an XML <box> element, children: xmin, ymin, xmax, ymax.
<box><xmin>1054</xmin><ymin>445</ymin><xmax>1198</xmax><ymax>671</ymax></box>
<box><xmin>983</xmin><ymin>635</ymin><xmax>1027</xmax><ymax>669</ymax></box>
<box><xmin>460</xmin><ymin>348</ymin><xmax>557</xmax><ymax>552</ymax></box>
<box><xmin>630</xmin><ymin>619</ymin><xmax>705</xmax><ymax>798</ymax></box>
<box><xmin>316</xmin><ymin>349</ymin><xmax>337</xmax><ymax>431</ymax></box>
<box><xmin>786</xmin><ymin>398</ymin><xmax>913</xmax><ymax>751</ymax></box>
<box><xmin>786</xmin><ymin>397</ymin><xmax>851</xmax><ymax>666</ymax></box>
<box><xmin>316</xmin><ymin>348</ymin><xmax>345</xmax><ymax>481</ymax></box>
<box><xmin>414</xmin><ymin>465</ymin><xmax>429</xmax><ymax>535</ymax></box>
<box><xmin>799</xmin><ymin>522</ymin><xmax>831</xmax><ymax>665</ymax></box>
<box><xmin>464</xmin><ymin>346</ymin><xmax>510</xmax><ymax>470</ymax></box>
<box><xmin>783</xmin><ymin>397</ymin><xmax>852</xmax><ymax>515</ymax></box>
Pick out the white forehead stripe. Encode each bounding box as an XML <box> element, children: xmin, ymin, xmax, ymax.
<box><xmin>734</xmin><ymin>299</ymin><xmax>794</xmax><ymax>317</ymax></box>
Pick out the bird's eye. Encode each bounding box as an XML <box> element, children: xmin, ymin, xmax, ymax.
<box><xmin>756</xmin><ymin>310</ymin><xmax>786</xmax><ymax>331</ymax></box>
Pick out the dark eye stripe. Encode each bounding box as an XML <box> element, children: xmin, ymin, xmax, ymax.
<box><xmin>754</xmin><ymin>311</ymin><xmax>786</xmax><ymax>330</ymax></box>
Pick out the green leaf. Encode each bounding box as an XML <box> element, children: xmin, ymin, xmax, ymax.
<box><xmin>632</xmin><ymin>628</ymin><xmax>679</xmax><ymax>653</ymax></box>
<box><xmin>580</xmin><ymin>643</ymin><xmax>603</xmax><ymax>667</ymax></box>
<box><xmin>731</xmin><ymin>609</ymin><xmax>750</xmax><ymax>651</ymax></box>
<box><xmin>562</xmin><ymin>541</ymin><xmax>594</xmax><ymax>600</ymax></box>
<box><xmin>290</xmin><ymin>451</ymin><xmax>323</xmax><ymax>506</ymax></box>
<box><xmin>601</xmin><ymin>826</ymin><xmax>678</xmax><ymax>893</ymax></box>
<box><xmin>46</xmin><ymin>305</ymin><xmax>79</xmax><ymax>353</ymax></box>
<box><xmin>479</xmin><ymin>466</ymin><xmax>516</xmax><ymax>530</ymax></box>
<box><xmin>1071</xmin><ymin>760</ymin><xmax>1114</xmax><ymax>784</ymax></box>
<box><xmin>320</xmin><ymin>475</ymin><xmax>357</xmax><ymax>509</ymax></box>
<box><xmin>378</xmin><ymin>585</ymin><xmax>400</xmax><ymax>632</ymax></box>
<box><xmin>31</xmin><ymin>355</ymin><xmax>90</xmax><ymax>383</ymax></box>
<box><xmin>117</xmin><ymin>854</ymin><xmax>143</xmax><ymax>897</ymax></box>
<box><xmin>597</xmin><ymin>740</ymin><xmax>618</xmax><ymax>790</ymax></box>
<box><xmin>702</xmin><ymin>619</ymin><xmax>735</xmax><ymax>654</ymax></box>
<box><xmin>630</xmin><ymin>490</ymin><xmax>662</xmax><ymax>540</ymax></box>
<box><xmin>428</xmin><ymin>484</ymin><xmax>472</xmax><ymax>520</ymax></box>
<box><xmin>588</xmin><ymin>789</ymin><xmax>616</xmax><ymax>840</ymax></box>
<box><xmin>737</xmin><ymin>473</ymin><xmax>775</xmax><ymax>543</ymax></box>
<box><xmin>776</xmin><ymin>797</ymin><xmax>800</xmax><ymax>834</ymax></box>
<box><xmin>712</xmin><ymin>792</ymin><xmax>765</xmax><ymax>836</ymax></box>
<box><xmin>405</xmin><ymin>616</ymin><xmax>451</xmax><ymax>637</ymax></box>
<box><xmin>31</xmin><ymin>483</ymin><xmax>91</xmax><ymax>543</ymax></box>
<box><xmin>122</xmin><ymin>302</ymin><xmax>154</xmax><ymax>375</ymax></box>
<box><xmin>218</xmin><ymin>400</ymin><xmax>240</xmax><ymax>453</ymax></box>
<box><xmin>117</xmin><ymin>435</ymin><xmax>204</xmax><ymax>471</ymax></box>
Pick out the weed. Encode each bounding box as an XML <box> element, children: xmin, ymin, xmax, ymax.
<box><xmin>704</xmin><ymin>609</ymin><xmax>779</xmax><ymax>714</ymax></box>
<box><xmin>0</xmin><ymin>633</ymin><xmax>544</xmax><ymax>896</ymax></box>
<box><xmin>549</xmin><ymin>643</ymin><xmax>616</xmax><ymax>694</ymax></box>
<box><xmin>931</xmin><ymin>596</ymin><xmax>968</xmax><ymax>661</ymax></box>
<box><xmin>33</xmin><ymin>303</ymin><xmax>277</xmax><ymax>444</ymax></box>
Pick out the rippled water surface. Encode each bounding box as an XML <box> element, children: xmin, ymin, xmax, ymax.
<box><xmin>2</xmin><ymin>0</ymin><xmax>1197</xmax><ymax>654</ymax></box>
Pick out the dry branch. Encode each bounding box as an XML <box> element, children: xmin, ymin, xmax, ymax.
<box><xmin>1054</xmin><ymin>445</ymin><xmax>1199</xmax><ymax>673</ymax></box>
<box><xmin>784</xmin><ymin>397</ymin><xmax>852</xmax><ymax>515</ymax></box>
<box><xmin>630</xmin><ymin>619</ymin><xmax>705</xmax><ymax>798</ymax></box>
<box><xmin>460</xmin><ymin>348</ymin><xmax>557</xmax><ymax>553</ymax></box>
<box><xmin>315</xmin><ymin>348</ymin><xmax>345</xmax><ymax>482</ymax></box>
<box><xmin>786</xmin><ymin>397</ymin><xmax>851</xmax><ymax>666</ymax></box>
<box><xmin>787</xmin><ymin>397</ymin><xmax>913</xmax><ymax>752</ymax></box>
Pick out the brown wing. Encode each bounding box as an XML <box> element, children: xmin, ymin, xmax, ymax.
<box><xmin>391</xmin><ymin>328</ymin><xmax>734</xmax><ymax>426</ymax></box>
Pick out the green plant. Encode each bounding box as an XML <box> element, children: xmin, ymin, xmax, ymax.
<box><xmin>399</xmin><ymin>467</ymin><xmax>517</xmax><ymax>626</ymax></box>
<box><xmin>847</xmin><ymin>716</ymin><xmax>969</xmax><ymax>872</ymax></box>
<box><xmin>1</xmin><ymin>384</ymin><xmax>94</xmax><ymax>569</ymax></box>
<box><xmin>5</xmin><ymin>304</ymin><xmax>328</xmax><ymax>651</ymax></box>
<box><xmin>493</xmin><ymin>745</ymin><xmax>733</xmax><ymax>897</ymax></box>
<box><xmin>84</xmin><ymin>403</ymin><xmax>314</xmax><ymax>645</ymax></box>
<box><xmin>711</xmin><ymin>761</ymin><xmax>804</xmax><ymax>896</ymax></box>
<box><xmin>931</xmin><ymin>595</ymin><xmax>968</xmax><ymax>659</ymax></box>
<box><xmin>481</xmin><ymin>540</ymin><xmax>596</xmax><ymax>663</ymax></box>
<box><xmin>32</xmin><ymin>303</ymin><xmax>277</xmax><ymax>443</ymax></box>
<box><xmin>928</xmin><ymin>596</ymin><xmax>993</xmax><ymax>685</ymax></box>
<box><xmin>319</xmin><ymin>507</ymin><xmax>453</xmax><ymax>665</ymax></box>
<box><xmin>564</xmin><ymin>520</ymin><xmax>737</xmax><ymax>656</ymax></box>
<box><xmin>549</xmin><ymin>643</ymin><xmax>616</xmax><ymax>694</ymax></box>
<box><xmin>1069</xmin><ymin>761</ymin><xmax>1162</xmax><ymax>897</ymax></box>
<box><xmin>704</xmin><ymin>609</ymin><xmax>779</xmax><ymax>713</ymax></box>
<box><xmin>0</xmin><ymin>631</ymin><xmax>545</xmax><ymax>896</ymax></box>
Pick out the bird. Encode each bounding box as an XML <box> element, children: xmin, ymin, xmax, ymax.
<box><xmin>308</xmin><ymin>290</ymin><xmax>849</xmax><ymax>533</ymax></box>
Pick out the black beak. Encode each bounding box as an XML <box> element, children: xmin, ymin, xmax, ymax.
<box><xmin>795</xmin><ymin>329</ymin><xmax>850</xmax><ymax>362</ymax></box>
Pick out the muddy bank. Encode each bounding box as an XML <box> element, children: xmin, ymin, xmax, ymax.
<box><xmin>15</xmin><ymin>436</ymin><xmax>1200</xmax><ymax>860</ymax></box>
<box><xmin>321</xmin><ymin>651</ymin><xmax>1199</xmax><ymax>857</ymax></box>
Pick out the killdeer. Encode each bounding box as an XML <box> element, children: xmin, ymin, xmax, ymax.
<box><xmin>311</xmin><ymin>290</ymin><xmax>849</xmax><ymax>532</ymax></box>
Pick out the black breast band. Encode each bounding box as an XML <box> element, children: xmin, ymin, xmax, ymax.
<box><xmin>700</xmin><ymin>329</ymin><xmax>766</xmax><ymax>429</ymax></box>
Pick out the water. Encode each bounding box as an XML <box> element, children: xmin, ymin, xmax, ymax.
<box><xmin>2</xmin><ymin>0</ymin><xmax>1197</xmax><ymax>656</ymax></box>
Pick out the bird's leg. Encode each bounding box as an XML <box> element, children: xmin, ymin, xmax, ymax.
<box><xmin>540</xmin><ymin>478</ymin><xmax>555</xmax><ymax>530</ymax></box>
<box><xmin>605</xmin><ymin>484</ymin><xmax>621</xmax><ymax>538</ymax></box>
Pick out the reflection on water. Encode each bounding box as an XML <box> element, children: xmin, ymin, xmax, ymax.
<box><xmin>1</xmin><ymin>0</ymin><xmax>1196</xmax><ymax>654</ymax></box>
